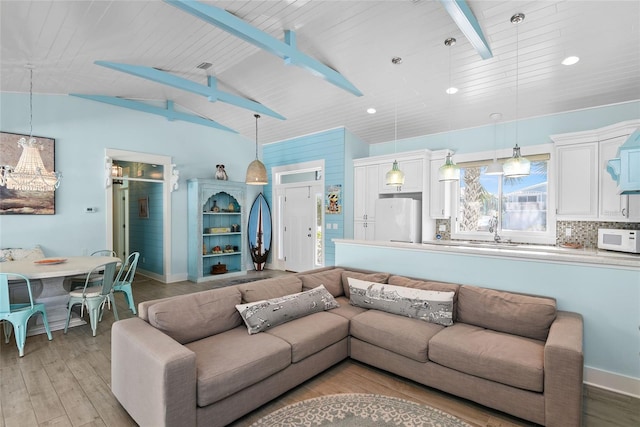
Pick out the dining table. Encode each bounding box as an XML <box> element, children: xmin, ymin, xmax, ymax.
<box><xmin>0</xmin><ymin>255</ymin><xmax>121</xmax><ymax>335</ymax></box>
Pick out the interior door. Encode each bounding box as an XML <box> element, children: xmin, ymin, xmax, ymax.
<box><xmin>283</xmin><ymin>186</ymin><xmax>316</xmax><ymax>272</ymax></box>
<box><xmin>112</xmin><ymin>184</ymin><xmax>129</xmax><ymax>259</ymax></box>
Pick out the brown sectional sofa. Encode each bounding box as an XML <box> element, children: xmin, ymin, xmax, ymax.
<box><xmin>111</xmin><ymin>267</ymin><xmax>584</xmax><ymax>427</ymax></box>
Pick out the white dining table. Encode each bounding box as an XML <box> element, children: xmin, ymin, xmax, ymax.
<box><xmin>0</xmin><ymin>256</ymin><xmax>121</xmax><ymax>335</ymax></box>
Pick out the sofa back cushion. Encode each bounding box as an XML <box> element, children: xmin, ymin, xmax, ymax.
<box><xmin>299</xmin><ymin>268</ymin><xmax>345</xmax><ymax>297</ymax></box>
<box><xmin>237</xmin><ymin>275</ymin><xmax>303</xmax><ymax>303</ymax></box>
<box><xmin>341</xmin><ymin>271</ymin><xmax>390</xmax><ymax>298</ymax></box>
<box><xmin>457</xmin><ymin>285</ymin><xmax>557</xmax><ymax>341</ymax></box>
<box><xmin>348</xmin><ymin>278</ymin><xmax>455</xmax><ymax>326</ymax></box>
<box><xmin>388</xmin><ymin>275</ymin><xmax>461</xmax><ymax>321</ymax></box>
<box><xmin>148</xmin><ymin>286</ymin><xmax>242</xmax><ymax>344</ymax></box>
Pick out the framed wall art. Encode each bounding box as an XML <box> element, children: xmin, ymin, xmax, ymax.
<box><xmin>138</xmin><ymin>196</ymin><xmax>149</xmax><ymax>218</ymax></box>
<box><xmin>0</xmin><ymin>131</ymin><xmax>56</xmax><ymax>215</ymax></box>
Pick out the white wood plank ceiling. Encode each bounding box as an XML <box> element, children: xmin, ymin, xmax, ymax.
<box><xmin>1</xmin><ymin>1</ymin><xmax>638</xmax><ymax>145</ymax></box>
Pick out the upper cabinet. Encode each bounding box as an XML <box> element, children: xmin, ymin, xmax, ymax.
<box><xmin>378</xmin><ymin>157</ymin><xmax>424</xmax><ymax>194</ymax></box>
<box><xmin>354</xmin><ymin>164</ymin><xmax>379</xmax><ymax>222</ymax></box>
<box><xmin>552</xmin><ymin>120</ymin><xmax>640</xmax><ymax>222</ymax></box>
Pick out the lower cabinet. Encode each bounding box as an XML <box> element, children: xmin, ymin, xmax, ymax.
<box><xmin>354</xmin><ymin>220</ymin><xmax>376</xmax><ymax>240</ymax></box>
<box><xmin>188</xmin><ymin>179</ymin><xmax>247</xmax><ymax>282</ymax></box>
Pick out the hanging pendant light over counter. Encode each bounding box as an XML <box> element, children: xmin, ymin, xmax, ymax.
<box><xmin>485</xmin><ymin>112</ymin><xmax>504</xmax><ymax>176</ymax></box>
<box><xmin>503</xmin><ymin>12</ymin><xmax>530</xmax><ymax>178</ymax></box>
<box><xmin>385</xmin><ymin>57</ymin><xmax>405</xmax><ymax>187</ymax></box>
<box><xmin>245</xmin><ymin>114</ymin><xmax>268</xmax><ymax>185</ymax></box>
<box><xmin>438</xmin><ymin>38</ymin><xmax>460</xmax><ymax>182</ymax></box>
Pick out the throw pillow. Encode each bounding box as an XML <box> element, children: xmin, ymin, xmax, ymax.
<box><xmin>341</xmin><ymin>271</ymin><xmax>391</xmax><ymax>298</ymax></box>
<box><xmin>236</xmin><ymin>285</ymin><xmax>340</xmax><ymax>334</ymax></box>
<box><xmin>7</xmin><ymin>245</ymin><xmax>45</xmax><ymax>261</ymax></box>
<box><xmin>348</xmin><ymin>277</ymin><xmax>454</xmax><ymax>326</ymax></box>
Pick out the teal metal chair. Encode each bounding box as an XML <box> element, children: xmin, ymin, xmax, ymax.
<box><xmin>0</xmin><ymin>273</ymin><xmax>52</xmax><ymax>357</ymax></box>
<box><xmin>112</xmin><ymin>252</ymin><xmax>139</xmax><ymax>315</ymax></box>
<box><xmin>64</xmin><ymin>261</ymin><xmax>119</xmax><ymax>336</ymax></box>
<box><xmin>69</xmin><ymin>250</ymin><xmax>117</xmax><ymax>291</ymax></box>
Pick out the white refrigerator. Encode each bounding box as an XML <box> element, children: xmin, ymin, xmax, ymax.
<box><xmin>374</xmin><ymin>198</ymin><xmax>421</xmax><ymax>243</ymax></box>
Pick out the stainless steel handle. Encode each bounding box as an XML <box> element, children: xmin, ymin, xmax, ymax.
<box><xmin>622</xmin><ymin>208</ymin><xmax>627</xmax><ymax>217</ymax></box>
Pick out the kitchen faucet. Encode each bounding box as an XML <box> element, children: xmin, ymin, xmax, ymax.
<box><xmin>488</xmin><ymin>214</ymin><xmax>504</xmax><ymax>243</ymax></box>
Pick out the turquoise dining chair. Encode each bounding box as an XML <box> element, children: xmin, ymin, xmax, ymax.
<box><xmin>64</xmin><ymin>261</ymin><xmax>119</xmax><ymax>337</ymax></box>
<box><xmin>112</xmin><ymin>252</ymin><xmax>139</xmax><ymax>315</ymax></box>
<box><xmin>0</xmin><ymin>273</ymin><xmax>53</xmax><ymax>357</ymax></box>
<box><xmin>69</xmin><ymin>250</ymin><xmax>117</xmax><ymax>291</ymax></box>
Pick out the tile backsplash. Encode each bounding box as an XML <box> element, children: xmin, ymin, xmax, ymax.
<box><xmin>434</xmin><ymin>219</ymin><xmax>640</xmax><ymax>248</ymax></box>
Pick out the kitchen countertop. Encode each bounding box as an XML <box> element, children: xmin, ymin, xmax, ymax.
<box><xmin>333</xmin><ymin>239</ymin><xmax>640</xmax><ymax>269</ymax></box>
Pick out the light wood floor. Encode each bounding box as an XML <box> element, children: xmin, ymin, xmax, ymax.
<box><xmin>1</xmin><ymin>272</ymin><xmax>638</xmax><ymax>427</ymax></box>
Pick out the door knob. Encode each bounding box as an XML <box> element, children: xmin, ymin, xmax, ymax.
<box><xmin>307</xmin><ymin>234</ymin><xmax>312</xmax><ymax>237</ymax></box>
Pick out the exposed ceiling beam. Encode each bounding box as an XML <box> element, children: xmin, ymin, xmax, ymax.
<box><xmin>70</xmin><ymin>95</ymin><xmax>238</xmax><ymax>133</ymax></box>
<box><xmin>94</xmin><ymin>61</ymin><xmax>286</xmax><ymax>120</ymax></box>
<box><xmin>439</xmin><ymin>0</ymin><xmax>493</xmax><ymax>59</ymax></box>
<box><xmin>163</xmin><ymin>0</ymin><xmax>363</xmax><ymax>97</ymax></box>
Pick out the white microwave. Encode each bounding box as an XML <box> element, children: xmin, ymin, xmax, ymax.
<box><xmin>597</xmin><ymin>229</ymin><xmax>640</xmax><ymax>254</ymax></box>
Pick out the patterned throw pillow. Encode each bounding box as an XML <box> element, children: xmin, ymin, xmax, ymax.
<box><xmin>348</xmin><ymin>277</ymin><xmax>455</xmax><ymax>326</ymax></box>
<box><xmin>236</xmin><ymin>285</ymin><xmax>340</xmax><ymax>334</ymax></box>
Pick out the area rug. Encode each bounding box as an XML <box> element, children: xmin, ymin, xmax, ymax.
<box><xmin>250</xmin><ymin>393</ymin><xmax>473</xmax><ymax>427</ymax></box>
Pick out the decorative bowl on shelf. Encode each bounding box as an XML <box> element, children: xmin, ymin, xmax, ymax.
<box><xmin>211</xmin><ymin>262</ymin><xmax>227</xmax><ymax>274</ymax></box>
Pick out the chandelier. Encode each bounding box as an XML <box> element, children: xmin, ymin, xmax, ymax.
<box><xmin>245</xmin><ymin>114</ymin><xmax>268</xmax><ymax>185</ymax></box>
<box><xmin>0</xmin><ymin>66</ymin><xmax>61</xmax><ymax>192</ymax></box>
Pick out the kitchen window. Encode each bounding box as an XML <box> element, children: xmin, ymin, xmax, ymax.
<box><xmin>451</xmin><ymin>151</ymin><xmax>556</xmax><ymax>244</ymax></box>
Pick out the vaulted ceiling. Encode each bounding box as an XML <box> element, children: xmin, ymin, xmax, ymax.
<box><xmin>1</xmin><ymin>1</ymin><xmax>639</xmax><ymax>145</ymax></box>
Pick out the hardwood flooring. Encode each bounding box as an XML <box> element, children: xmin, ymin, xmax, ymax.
<box><xmin>1</xmin><ymin>272</ymin><xmax>638</xmax><ymax>427</ymax></box>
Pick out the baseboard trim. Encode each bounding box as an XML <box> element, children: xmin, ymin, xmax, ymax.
<box><xmin>584</xmin><ymin>367</ymin><xmax>640</xmax><ymax>398</ymax></box>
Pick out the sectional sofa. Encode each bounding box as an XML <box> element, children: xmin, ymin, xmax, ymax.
<box><xmin>111</xmin><ymin>266</ymin><xmax>584</xmax><ymax>427</ymax></box>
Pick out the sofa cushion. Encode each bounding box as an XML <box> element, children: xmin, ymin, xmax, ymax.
<box><xmin>350</xmin><ymin>310</ymin><xmax>444</xmax><ymax>362</ymax></box>
<box><xmin>429</xmin><ymin>322</ymin><xmax>544</xmax><ymax>392</ymax></box>
<box><xmin>236</xmin><ymin>285</ymin><xmax>339</xmax><ymax>334</ymax></box>
<box><xmin>341</xmin><ymin>270</ymin><xmax>390</xmax><ymax>298</ymax></box>
<box><xmin>185</xmin><ymin>326</ymin><xmax>291</xmax><ymax>406</ymax></box>
<box><xmin>299</xmin><ymin>268</ymin><xmax>345</xmax><ymax>297</ymax></box>
<box><xmin>237</xmin><ymin>275</ymin><xmax>303</xmax><ymax>303</ymax></box>
<box><xmin>266</xmin><ymin>311</ymin><xmax>349</xmax><ymax>362</ymax></box>
<box><xmin>348</xmin><ymin>278</ymin><xmax>454</xmax><ymax>326</ymax></box>
<box><xmin>329</xmin><ymin>296</ymin><xmax>368</xmax><ymax>320</ymax></box>
<box><xmin>457</xmin><ymin>285</ymin><xmax>557</xmax><ymax>341</ymax></box>
<box><xmin>388</xmin><ymin>275</ymin><xmax>460</xmax><ymax>321</ymax></box>
<box><xmin>148</xmin><ymin>287</ymin><xmax>242</xmax><ymax>344</ymax></box>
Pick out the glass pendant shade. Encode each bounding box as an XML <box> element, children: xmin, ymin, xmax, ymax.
<box><xmin>246</xmin><ymin>114</ymin><xmax>268</xmax><ymax>185</ymax></box>
<box><xmin>503</xmin><ymin>144</ymin><xmax>530</xmax><ymax>177</ymax></box>
<box><xmin>485</xmin><ymin>159</ymin><xmax>504</xmax><ymax>175</ymax></box>
<box><xmin>385</xmin><ymin>160</ymin><xmax>405</xmax><ymax>186</ymax></box>
<box><xmin>245</xmin><ymin>159</ymin><xmax>268</xmax><ymax>185</ymax></box>
<box><xmin>438</xmin><ymin>153</ymin><xmax>460</xmax><ymax>181</ymax></box>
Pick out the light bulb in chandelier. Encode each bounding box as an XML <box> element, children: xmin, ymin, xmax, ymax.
<box><xmin>385</xmin><ymin>160</ymin><xmax>405</xmax><ymax>186</ymax></box>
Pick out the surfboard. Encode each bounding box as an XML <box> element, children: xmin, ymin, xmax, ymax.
<box><xmin>247</xmin><ymin>193</ymin><xmax>272</xmax><ymax>271</ymax></box>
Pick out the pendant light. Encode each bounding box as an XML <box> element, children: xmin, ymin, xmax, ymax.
<box><xmin>245</xmin><ymin>114</ymin><xmax>268</xmax><ymax>185</ymax></box>
<box><xmin>385</xmin><ymin>57</ymin><xmax>405</xmax><ymax>187</ymax></box>
<box><xmin>485</xmin><ymin>112</ymin><xmax>504</xmax><ymax>175</ymax></box>
<box><xmin>438</xmin><ymin>37</ymin><xmax>460</xmax><ymax>182</ymax></box>
<box><xmin>0</xmin><ymin>66</ymin><xmax>62</xmax><ymax>192</ymax></box>
<box><xmin>503</xmin><ymin>13</ymin><xmax>531</xmax><ymax>178</ymax></box>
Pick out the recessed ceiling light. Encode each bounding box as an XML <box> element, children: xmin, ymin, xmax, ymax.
<box><xmin>446</xmin><ymin>87</ymin><xmax>458</xmax><ymax>94</ymax></box>
<box><xmin>561</xmin><ymin>56</ymin><xmax>580</xmax><ymax>66</ymax></box>
<box><xmin>367</xmin><ymin>108</ymin><xmax>377</xmax><ymax>114</ymax></box>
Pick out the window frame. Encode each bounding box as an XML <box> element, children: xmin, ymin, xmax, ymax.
<box><xmin>449</xmin><ymin>143</ymin><xmax>556</xmax><ymax>245</ymax></box>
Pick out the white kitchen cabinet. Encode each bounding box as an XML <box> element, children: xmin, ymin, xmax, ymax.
<box><xmin>353</xmin><ymin>220</ymin><xmax>376</xmax><ymax>240</ymax></box>
<box><xmin>555</xmin><ymin>142</ymin><xmax>599</xmax><ymax>219</ymax></box>
<box><xmin>552</xmin><ymin>120</ymin><xmax>640</xmax><ymax>221</ymax></box>
<box><xmin>354</xmin><ymin>164</ymin><xmax>379</xmax><ymax>222</ymax></box>
<box><xmin>378</xmin><ymin>158</ymin><xmax>424</xmax><ymax>194</ymax></box>
<box><xmin>599</xmin><ymin>134</ymin><xmax>640</xmax><ymax>221</ymax></box>
<box><xmin>429</xmin><ymin>150</ymin><xmax>452</xmax><ymax>218</ymax></box>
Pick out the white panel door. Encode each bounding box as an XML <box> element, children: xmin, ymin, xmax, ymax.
<box><xmin>284</xmin><ymin>186</ymin><xmax>316</xmax><ymax>272</ymax></box>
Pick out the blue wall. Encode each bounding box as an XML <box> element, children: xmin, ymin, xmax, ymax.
<box><xmin>0</xmin><ymin>93</ymin><xmax>254</xmax><ymax>280</ymax></box>
<box><xmin>129</xmin><ymin>181</ymin><xmax>163</xmax><ymax>274</ymax></box>
<box><xmin>371</xmin><ymin>100</ymin><xmax>640</xmax><ymax>156</ymax></box>
<box><xmin>263</xmin><ymin>128</ymin><xmax>346</xmax><ymax>266</ymax></box>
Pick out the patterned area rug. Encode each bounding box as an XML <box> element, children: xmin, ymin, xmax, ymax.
<box><xmin>250</xmin><ymin>393</ymin><xmax>473</xmax><ymax>427</ymax></box>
